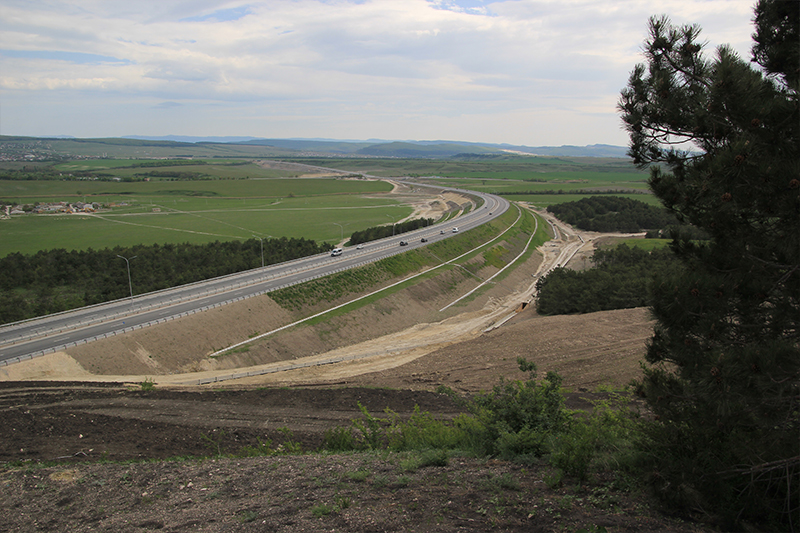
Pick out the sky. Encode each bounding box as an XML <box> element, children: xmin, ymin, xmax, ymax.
<box><xmin>1</xmin><ymin>0</ymin><xmax>757</xmax><ymax>147</ymax></box>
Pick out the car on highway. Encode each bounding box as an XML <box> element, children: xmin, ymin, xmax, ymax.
<box><xmin>356</xmin><ymin>244</ymin><xmax>364</xmax><ymax>250</ymax></box>
<box><xmin>420</xmin><ymin>237</ymin><xmax>428</xmax><ymax>243</ymax></box>
<box><xmin>399</xmin><ymin>241</ymin><xmax>408</xmax><ymax>246</ymax></box>
<box><xmin>331</xmin><ymin>248</ymin><xmax>343</xmax><ymax>256</ymax></box>
<box><xmin>452</xmin><ymin>227</ymin><xmax>459</xmax><ymax>233</ymax></box>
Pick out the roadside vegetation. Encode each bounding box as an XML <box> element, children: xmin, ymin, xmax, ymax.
<box><xmin>348</xmin><ymin>217</ymin><xmax>435</xmax><ymax>246</ymax></box>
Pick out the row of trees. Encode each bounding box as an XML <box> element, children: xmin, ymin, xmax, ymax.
<box><xmin>348</xmin><ymin>218</ymin><xmax>435</xmax><ymax>245</ymax></box>
<box><xmin>546</xmin><ymin>196</ymin><xmax>677</xmax><ymax>232</ymax></box>
<box><xmin>502</xmin><ymin>188</ymin><xmax>641</xmax><ymax>195</ymax></box>
<box><xmin>534</xmin><ymin>244</ymin><xmax>677</xmax><ymax>315</ymax></box>
<box><xmin>0</xmin><ymin>237</ymin><xmax>332</xmax><ymax>325</ymax></box>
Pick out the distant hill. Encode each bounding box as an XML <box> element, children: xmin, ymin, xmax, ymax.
<box><xmin>2</xmin><ymin>135</ymin><xmax>630</xmax><ymax>159</ymax></box>
<box><xmin>355</xmin><ymin>141</ymin><xmax>500</xmax><ymax>158</ymax></box>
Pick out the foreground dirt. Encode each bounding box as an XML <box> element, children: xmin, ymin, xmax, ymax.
<box><xmin>0</xmin><ymin>382</ymin><xmax>713</xmax><ymax>533</ymax></box>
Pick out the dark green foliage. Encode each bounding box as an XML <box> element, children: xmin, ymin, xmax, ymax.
<box><xmin>619</xmin><ymin>2</ymin><xmax>799</xmax><ymax>528</ymax></box>
<box><xmin>467</xmin><ymin>358</ymin><xmax>569</xmax><ymax>458</ymax></box>
<box><xmin>535</xmin><ymin>244</ymin><xmax>678</xmax><ymax>315</ymax></box>
<box><xmin>348</xmin><ymin>217</ymin><xmax>434</xmax><ymax>245</ymax></box>
<box><xmin>546</xmin><ymin>196</ymin><xmax>677</xmax><ymax>232</ymax></box>
<box><xmin>0</xmin><ymin>237</ymin><xmax>331</xmax><ymax>324</ymax></box>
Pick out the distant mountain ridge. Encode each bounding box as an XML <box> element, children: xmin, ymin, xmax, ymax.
<box><xmin>122</xmin><ymin>136</ymin><xmax>629</xmax><ymax>158</ymax></box>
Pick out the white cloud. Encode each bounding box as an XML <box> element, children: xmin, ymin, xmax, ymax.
<box><xmin>0</xmin><ymin>0</ymin><xmax>756</xmax><ymax>145</ymax></box>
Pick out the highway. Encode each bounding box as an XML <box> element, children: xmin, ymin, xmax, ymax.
<box><xmin>0</xmin><ymin>185</ymin><xmax>509</xmax><ymax>365</ymax></box>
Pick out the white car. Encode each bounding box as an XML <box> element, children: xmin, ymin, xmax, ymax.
<box><xmin>452</xmin><ymin>227</ymin><xmax>459</xmax><ymax>233</ymax></box>
<box><xmin>356</xmin><ymin>244</ymin><xmax>364</xmax><ymax>250</ymax></box>
<box><xmin>331</xmin><ymin>248</ymin><xmax>343</xmax><ymax>256</ymax></box>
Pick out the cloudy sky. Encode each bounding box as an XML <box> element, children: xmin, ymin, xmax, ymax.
<box><xmin>1</xmin><ymin>0</ymin><xmax>756</xmax><ymax>146</ymax></box>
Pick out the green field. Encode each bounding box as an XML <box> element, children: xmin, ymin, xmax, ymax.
<box><xmin>0</xmin><ymin>176</ymin><xmax>405</xmax><ymax>256</ymax></box>
<box><xmin>0</xmin><ymin>176</ymin><xmax>389</xmax><ymax>202</ymax></box>
<box><xmin>280</xmin><ymin>156</ymin><xmax>654</xmax><ymax>207</ymax></box>
<box><xmin>1</xmin><ymin>149</ymin><xmax>660</xmax><ymax>257</ymax></box>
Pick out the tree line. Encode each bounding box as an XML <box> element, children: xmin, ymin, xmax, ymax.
<box><xmin>501</xmin><ymin>189</ymin><xmax>643</xmax><ymax>196</ymax></box>
<box><xmin>546</xmin><ymin>195</ymin><xmax>677</xmax><ymax>232</ymax></box>
<box><xmin>534</xmin><ymin>243</ymin><xmax>678</xmax><ymax>315</ymax></box>
<box><xmin>0</xmin><ymin>237</ymin><xmax>332</xmax><ymax>325</ymax></box>
<box><xmin>348</xmin><ymin>218</ymin><xmax>434</xmax><ymax>245</ymax></box>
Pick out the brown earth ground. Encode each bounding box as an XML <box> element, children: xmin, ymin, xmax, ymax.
<box><xmin>1</xmin><ymin>204</ymin><xmax>715</xmax><ymax>532</ymax></box>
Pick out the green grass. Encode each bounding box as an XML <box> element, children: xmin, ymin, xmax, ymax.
<box><xmin>0</xmin><ymin>179</ymin><xmax>409</xmax><ymax>256</ymax></box>
<box><xmin>596</xmin><ymin>238</ymin><xmax>670</xmax><ymax>251</ymax></box>
<box><xmin>0</xmin><ymin>176</ymin><xmax>390</xmax><ymax>201</ymax></box>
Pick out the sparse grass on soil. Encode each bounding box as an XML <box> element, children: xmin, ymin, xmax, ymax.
<box><xmin>0</xmin><ymin>383</ymin><xmax>712</xmax><ymax>533</ymax></box>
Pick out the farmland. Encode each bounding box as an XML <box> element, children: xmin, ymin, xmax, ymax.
<box><xmin>280</xmin><ymin>156</ymin><xmax>655</xmax><ymax>206</ymax></box>
<box><xmin>0</xmin><ymin>174</ymin><xmax>403</xmax><ymax>257</ymax></box>
<box><xmin>1</xmin><ymin>139</ymin><xmax>652</xmax><ymax>258</ymax></box>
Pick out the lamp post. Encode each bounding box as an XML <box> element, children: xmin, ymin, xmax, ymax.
<box><xmin>116</xmin><ymin>254</ymin><xmax>137</xmax><ymax>300</ymax></box>
<box><xmin>253</xmin><ymin>236</ymin><xmax>264</xmax><ymax>268</ymax></box>
<box><xmin>386</xmin><ymin>214</ymin><xmax>399</xmax><ymax>236</ymax></box>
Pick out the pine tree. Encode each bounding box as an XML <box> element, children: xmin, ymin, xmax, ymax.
<box><xmin>619</xmin><ymin>1</ymin><xmax>799</xmax><ymax>527</ymax></box>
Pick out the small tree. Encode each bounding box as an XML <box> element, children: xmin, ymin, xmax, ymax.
<box><xmin>619</xmin><ymin>1</ymin><xmax>799</xmax><ymax>528</ymax></box>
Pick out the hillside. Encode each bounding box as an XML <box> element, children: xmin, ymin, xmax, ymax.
<box><xmin>0</xmin><ymin>134</ymin><xmax>628</xmax><ymax>160</ymax></box>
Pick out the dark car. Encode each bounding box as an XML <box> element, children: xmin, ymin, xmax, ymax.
<box><xmin>421</xmin><ymin>237</ymin><xmax>428</xmax><ymax>243</ymax></box>
<box><xmin>399</xmin><ymin>241</ymin><xmax>408</xmax><ymax>246</ymax></box>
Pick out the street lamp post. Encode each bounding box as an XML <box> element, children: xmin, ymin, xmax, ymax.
<box><xmin>116</xmin><ymin>255</ymin><xmax>137</xmax><ymax>300</ymax></box>
<box><xmin>386</xmin><ymin>214</ymin><xmax>399</xmax><ymax>236</ymax></box>
<box><xmin>253</xmin><ymin>236</ymin><xmax>264</xmax><ymax>268</ymax></box>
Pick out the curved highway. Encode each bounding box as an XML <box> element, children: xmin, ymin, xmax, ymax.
<box><xmin>0</xmin><ymin>183</ymin><xmax>509</xmax><ymax>365</ymax></box>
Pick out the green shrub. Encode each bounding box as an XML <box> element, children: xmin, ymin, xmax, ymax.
<box><xmin>467</xmin><ymin>358</ymin><xmax>569</xmax><ymax>458</ymax></box>
<box><xmin>401</xmin><ymin>449</ymin><xmax>449</xmax><ymax>471</ymax></box>
<box><xmin>350</xmin><ymin>402</ymin><xmax>387</xmax><ymax>450</ymax></box>
<box><xmin>237</xmin><ymin>437</ymin><xmax>274</xmax><ymax>457</ymax></box>
<box><xmin>322</xmin><ymin>426</ymin><xmax>360</xmax><ymax>452</ymax></box>
<box><xmin>549</xmin><ymin>393</ymin><xmax>641</xmax><ymax>482</ymax></box>
<box><xmin>387</xmin><ymin>406</ymin><xmax>465</xmax><ymax>451</ymax></box>
<box><xmin>549</xmin><ymin>423</ymin><xmax>596</xmax><ymax>482</ymax></box>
